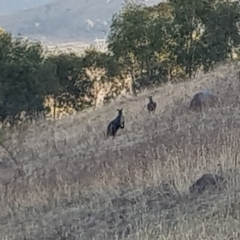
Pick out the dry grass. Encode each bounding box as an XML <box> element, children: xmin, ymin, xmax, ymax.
<box><xmin>1</xmin><ymin>62</ymin><xmax>240</xmax><ymax>239</ymax></box>
<box><xmin>42</xmin><ymin>42</ymin><xmax>97</xmax><ymax>57</ymax></box>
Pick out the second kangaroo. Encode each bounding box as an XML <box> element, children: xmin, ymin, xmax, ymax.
<box><xmin>147</xmin><ymin>96</ymin><xmax>157</xmax><ymax>114</ymax></box>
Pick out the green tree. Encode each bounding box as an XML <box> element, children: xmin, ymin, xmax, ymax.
<box><xmin>108</xmin><ymin>3</ymin><xmax>152</xmax><ymax>94</ymax></box>
<box><xmin>82</xmin><ymin>48</ymin><xmax>121</xmax><ymax>78</ymax></box>
<box><xmin>168</xmin><ymin>0</ymin><xmax>240</xmax><ymax>76</ymax></box>
<box><xmin>35</xmin><ymin>57</ymin><xmax>60</xmax><ymax>119</ymax></box>
<box><xmin>47</xmin><ymin>52</ymin><xmax>93</xmax><ymax>113</ymax></box>
<box><xmin>145</xmin><ymin>2</ymin><xmax>177</xmax><ymax>83</ymax></box>
<box><xmin>0</xmin><ymin>36</ymin><xmax>50</xmax><ymax>125</ymax></box>
<box><xmin>198</xmin><ymin>0</ymin><xmax>240</xmax><ymax>71</ymax></box>
<box><xmin>167</xmin><ymin>0</ymin><xmax>208</xmax><ymax>78</ymax></box>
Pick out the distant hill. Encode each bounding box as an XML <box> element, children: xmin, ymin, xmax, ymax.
<box><xmin>0</xmin><ymin>0</ymin><xmax>53</xmax><ymax>15</ymax></box>
<box><xmin>0</xmin><ymin>0</ymin><xmax>161</xmax><ymax>44</ymax></box>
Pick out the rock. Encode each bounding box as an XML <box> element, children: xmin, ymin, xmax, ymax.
<box><xmin>189</xmin><ymin>90</ymin><xmax>219</xmax><ymax>112</ymax></box>
<box><xmin>189</xmin><ymin>173</ymin><xmax>226</xmax><ymax>194</ymax></box>
<box><xmin>111</xmin><ymin>196</ymin><xmax>136</xmax><ymax>208</ymax></box>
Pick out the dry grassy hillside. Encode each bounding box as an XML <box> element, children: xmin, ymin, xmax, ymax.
<box><xmin>1</xmin><ymin>62</ymin><xmax>240</xmax><ymax>239</ymax></box>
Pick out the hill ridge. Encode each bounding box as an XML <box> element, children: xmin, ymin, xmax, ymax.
<box><xmin>0</xmin><ymin>0</ymin><xmax>162</xmax><ymax>43</ymax></box>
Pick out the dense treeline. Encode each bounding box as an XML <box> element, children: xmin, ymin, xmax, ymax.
<box><xmin>0</xmin><ymin>0</ymin><xmax>240</xmax><ymax>126</ymax></box>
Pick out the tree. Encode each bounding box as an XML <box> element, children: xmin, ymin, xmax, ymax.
<box><xmin>108</xmin><ymin>3</ymin><xmax>152</xmax><ymax>95</ymax></box>
<box><xmin>167</xmin><ymin>0</ymin><xmax>209</xmax><ymax>78</ymax></box>
<box><xmin>145</xmin><ymin>2</ymin><xmax>178</xmax><ymax>83</ymax></box>
<box><xmin>47</xmin><ymin>52</ymin><xmax>94</xmax><ymax>114</ymax></box>
<box><xmin>198</xmin><ymin>0</ymin><xmax>240</xmax><ymax>71</ymax></box>
<box><xmin>0</xmin><ymin>37</ymin><xmax>50</xmax><ymax>125</ymax></box>
<box><xmin>82</xmin><ymin>48</ymin><xmax>121</xmax><ymax>77</ymax></box>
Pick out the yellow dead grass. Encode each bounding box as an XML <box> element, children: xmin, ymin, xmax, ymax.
<box><xmin>0</xmin><ymin>62</ymin><xmax>240</xmax><ymax>239</ymax></box>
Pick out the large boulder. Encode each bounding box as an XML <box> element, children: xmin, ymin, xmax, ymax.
<box><xmin>189</xmin><ymin>90</ymin><xmax>219</xmax><ymax>112</ymax></box>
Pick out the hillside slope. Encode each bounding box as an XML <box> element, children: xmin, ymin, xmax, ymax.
<box><xmin>1</xmin><ymin>63</ymin><xmax>240</xmax><ymax>239</ymax></box>
<box><xmin>0</xmin><ymin>0</ymin><xmax>161</xmax><ymax>43</ymax></box>
<box><xmin>0</xmin><ymin>0</ymin><xmax>52</xmax><ymax>15</ymax></box>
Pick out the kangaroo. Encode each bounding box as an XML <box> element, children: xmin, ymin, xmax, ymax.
<box><xmin>107</xmin><ymin>109</ymin><xmax>125</xmax><ymax>138</ymax></box>
<box><xmin>147</xmin><ymin>96</ymin><xmax>157</xmax><ymax>114</ymax></box>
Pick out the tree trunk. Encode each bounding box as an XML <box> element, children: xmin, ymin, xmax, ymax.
<box><xmin>53</xmin><ymin>97</ymin><xmax>57</xmax><ymax>120</ymax></box>
<box><xmin>130</xmin><ymin>69</ymin><xmax>137</xmax><ymax>97</ymax></box>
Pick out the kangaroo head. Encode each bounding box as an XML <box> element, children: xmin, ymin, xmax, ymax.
<box><xmin>117</xmin><ymin>108</ymin><xmax>123</xmax><ymax>116</ymax></box>
<box><xmin>148</xmin><ymin>96</ymin><xmax>153</xmax><ymax>101</ymax></box>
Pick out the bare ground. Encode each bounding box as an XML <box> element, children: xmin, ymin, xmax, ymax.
<box><xmin>1</xmin><ymin>62</ymin><xmax>240</xmax><ymax>239</ymax></box>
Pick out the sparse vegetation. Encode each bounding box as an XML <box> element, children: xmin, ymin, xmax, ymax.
<box><xmin>1</xmin><ymin>0</ymin><xmax>240</xmax><ymax>239</ymax></box>
<box><xmin>0</xmin><ymin>63</ymin><xmax>240</xmax><ymax>239</ymax></box>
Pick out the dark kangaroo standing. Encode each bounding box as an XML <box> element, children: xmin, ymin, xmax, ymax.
<box><xmin>147</xmin><ymin>96</ymin><xmax>157</xmax><ymax>114</ymax></box>
<box><xmin>107</xmin><ymin>109</ymin><xmax>125</xmax><ymax>138</ymax></box>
